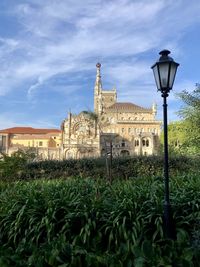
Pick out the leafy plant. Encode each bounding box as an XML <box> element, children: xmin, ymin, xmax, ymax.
<box><xmin>0</xmin><ymin>149</ymin><xmax>36</xmax><ymax>180</ymax></box>
<box><xmin>0</xmin><ymin>174</ymin><xmax>200</xmax><ymax>266</ymax></box>
<box><xmin>1</xmin><ymin>154</ymin><xmax>198</xmax><ymax>182</ymax></box>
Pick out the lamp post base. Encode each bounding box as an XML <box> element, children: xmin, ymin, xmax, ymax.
<box><xmin>164</xmin><ymin>202</ymin><xmax>176</xmax><ymax>240</ymax></box>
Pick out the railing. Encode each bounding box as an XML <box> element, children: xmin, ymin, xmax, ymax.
<box><xmin>63</xmin><ymin>144</ymin><xmax>98</xmax><ymax>149</ymax></box>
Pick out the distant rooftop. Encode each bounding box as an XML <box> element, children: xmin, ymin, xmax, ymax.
<box><xmin>106</xmin><ymin>102</ymin><xmax>151</xmax><ymax>112</ymax></box>
<box><xmin>0</xmin><ymin>127</ymin><xmax>61</xmax><ymax>134</ymax></box>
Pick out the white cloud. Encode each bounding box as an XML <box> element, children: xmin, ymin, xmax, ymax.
<box><xmin>1</xmin><ymin>0</ymin><xmax>198</xmax><ymax>95</ymax></box>
<box><xmin>0</xmin><ymin>0</ymin><xmax>200</xmax><ymax>127</ymax></box>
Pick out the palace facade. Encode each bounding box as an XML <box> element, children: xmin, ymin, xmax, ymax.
<box><xmin>0</xmin><ymin>63</ymin><xmax>161</xmax><ymax>159</ymax></box>
<box><xmin>61</xmin><ymin>63</ymin><xmax>161</xmax><ymax>159</ymax></box>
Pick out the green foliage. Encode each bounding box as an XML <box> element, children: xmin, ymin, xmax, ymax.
<box><xmin>82</xmin><ymin>110</ymin><xmax>98</xmax><ymax>122</ymax></box>
<box><xmin>176</xmin><ymin>84</ymin><xmax>200</xmax><ymax>154</ymax></box>
<box><xmin>178</xmin><ymin>83</ymin><xmax>200</xmax><ymax>121</ymax></box>
<box><xmin>0</xmin><ymin>153</ymin><xmax>199</xmax><ymax>181</ymax></box>
<box><xmin>0</xmin><ymin>175</ymin><xmax>200</xmax><ymax>266</ymax></box>
<box><xmin>160</xmin><ymin>121</ymin><xmax>187</xmax><ymax>154</ymax></box>
<box><xmin>0</xmin><ymin>149</ymin><xmax>36</xmax><ymax>181</ymax></box>
<box><xmin>160</xmin><ymin>84</ymin><xmax>200</xmax><ymax>156</ymax></box>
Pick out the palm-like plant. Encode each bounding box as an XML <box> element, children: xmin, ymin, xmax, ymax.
<box><xmin>82</xmin><ymin>110</ymin><xmax>114</xmax><ymax>182</ymax></box>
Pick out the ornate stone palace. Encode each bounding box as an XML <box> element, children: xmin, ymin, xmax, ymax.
<box><xmin>0</xmin><ymin>63</ymin><xmax>161</xmax><ymax>159</ymax></box>
<box><xmin>61</xmin><ymin>63</ymin><xmax>161</xmax><ymax>159</ymax></box>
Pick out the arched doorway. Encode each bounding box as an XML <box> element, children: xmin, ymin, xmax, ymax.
<box><xmin>120</xmin><ymin>150</ymin><xmax>130</xmax><ymax>156</ymax></box>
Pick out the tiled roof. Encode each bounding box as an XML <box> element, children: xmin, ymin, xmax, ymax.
<box><xmin>0</xmin><ymin>127</ymin><xmax>61</xmax><ymax>134</ymax></box>
<box><xmin>106</xmin><ymin>102</ymin><xmax>151</xmax><ymax>112</ymax></box>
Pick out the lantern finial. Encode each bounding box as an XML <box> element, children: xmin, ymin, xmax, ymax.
<box><xmin>159</xmin><ymin>50</ymin><xmax>174</xmax><ymax>62</ymax></box>
<box><xmin>159</xmin><ymin>50</ymin><xmax>170</xmax><ymax>56</ymax></box>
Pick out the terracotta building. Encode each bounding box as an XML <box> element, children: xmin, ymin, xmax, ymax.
<box><xmin>0</xmin><ymin>127</ymin><xmax>61</xmax><ymax>160</ymax></box>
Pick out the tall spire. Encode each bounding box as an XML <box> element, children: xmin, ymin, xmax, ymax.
<box><xmin>152</xmin><ymin>102</ymin><xmax>157</xmax><ymax>117</ymax></box>
<box><xmin>94</xmin><ymin>62</ymin><xmax>102</xmax><ymax>95</ymax></box>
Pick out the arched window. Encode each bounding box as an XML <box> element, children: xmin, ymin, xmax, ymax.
<box><xmin>135</xmin><ymin>140</ymin><xmax>139</xmax><ymax>146</ymax></box>
<box><xmin>142</xmin><ymin>138</ymin><xmax>150</xmax><ymax>147</ymax></box>
<box><xmin>121</xmin><ymin>140</ymin><xmax>125</xmax><ymax>147</ymax></box>
<box><xmin>65</xmin><ymin>150</ymin><xmax>73</xmax><ymax>159</ymax></box>
<box><xmin>146</xmin><ymin>139</ymin><xmax>149</xmax><ymax>147</ymax></box>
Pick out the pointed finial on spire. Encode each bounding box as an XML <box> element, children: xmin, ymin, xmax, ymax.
<box><xmin>96</xmin><ymin>62</ymin><xmax>101</xmax><ymax>68</ymax></box>
<box><xmin>96</xmin><ymin>63</ymin><xmax>101</xmax><ymax>80</ymax></box>
<box><xmin>95</xmin><ymin>62</ymin><xmax>102</xmax><ymax>95</ymax></box>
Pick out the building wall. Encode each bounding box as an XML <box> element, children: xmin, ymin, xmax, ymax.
<box><xmin>11</xmin><ymin>138</ymin><xmax>50</xmax><ymax>148</ymax></box>
<box><xmin>7</xmin><ymin>146</ymin><xmax>61</xmax><ymax>160</ymax></box>
<box><xmin>0</xmin><ymin>134</ymin><xmax>9</xmax><ymax>154</ymax></box>
<box><xmin>62</xmin><ymin>102</ymin><xmax>161</xmax><ymax>158</ymax></box>
<box><xmin>62</xmin><ymin>112</ymin><xmax>100</xmax><ymax>159</ymax></box>
<box><xmin>101</xmin><ymin>90</ymin><xmax>117</xmax><ymax>110</ymax></box>
<box><xmin>0</xmin><ymin>131</ymin><xmax>62</xmax><ymax>160</ymax></box>
<box><xmin>91</xmin><ymin>63</ymin><xmax>161</xmax><ymax>157</ymax></box>
<box><xmin>100</xmin><ymin>123</ymin><xmax>160</xmax><ymax>157</ymax></box>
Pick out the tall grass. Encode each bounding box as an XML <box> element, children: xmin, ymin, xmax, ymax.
<box><xmin>0</xmin><ymin>174</ymin><xmax>200</xmax><ymax>266</ymax></box>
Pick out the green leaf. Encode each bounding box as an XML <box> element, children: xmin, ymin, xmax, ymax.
<box><xmin>141</xmin><ymin>240</ymin><xmax>153</xmax><ymax>259</ymax></box>
<box><xmin>134</xmin><ymin>257</ymin><xmax>145</xmax><ymax>267</ymax></box>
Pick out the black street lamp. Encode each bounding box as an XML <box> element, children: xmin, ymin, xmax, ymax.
<box><xmin>151</xmin><ymin>50</ymin><xmax>179</xmax><ymax>238</ymax></box>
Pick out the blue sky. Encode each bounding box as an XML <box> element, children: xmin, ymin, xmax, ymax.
<box><xmin>0</xmin><ymin>0</ymin><xmax>200</xmax><ymax>129</ymax></box>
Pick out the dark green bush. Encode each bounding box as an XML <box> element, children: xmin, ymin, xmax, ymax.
<box><xmin>1</xmin><ymin>154</ymin><xmax>199</xmax><ymax>181</ymax></box>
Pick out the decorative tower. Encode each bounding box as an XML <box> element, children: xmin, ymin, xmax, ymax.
<box><xmin>152</xmin><ymin>102</ymin><xmax>157</xmax><ymax>118</ymax></box>
<box><xmin>94</xmin><ymin>63</ymin><xmax>103</xmax><ymax>114</ymax></box>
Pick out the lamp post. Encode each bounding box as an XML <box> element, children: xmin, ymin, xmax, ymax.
<box><xmin>151</xmin><ymin>50</ymin><xmax>179</xmax><ymax>238</ymax></box>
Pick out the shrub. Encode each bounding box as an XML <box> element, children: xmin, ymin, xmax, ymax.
<box><xmin>0</xmin><ymin>175</ymin><xmax>200</xmax><ymax>266</ymax></box>
<box><xmin>1</xmin><ymin>154</ymin><xmax>199</xmax><ymax>182</ymax></box>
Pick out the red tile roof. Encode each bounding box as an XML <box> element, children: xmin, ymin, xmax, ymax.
<box><xmin>106</xmin><ymin>102</ymin><xmax>151</xmax><ymax>112</ymax></box>
<box><xmin>0</xmin><ymin>127</ymin><xmax>61</xmax><ymax>134</ymax></box>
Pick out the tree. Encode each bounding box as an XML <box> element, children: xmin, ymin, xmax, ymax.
<box><xmin>0</xmin><ymin>149</ymin><xmax>36</xmax><ymax>180</ymax></box>
<box><xmin>160</xmin><ymin>121</ymin><xmax>189</xmax><ymax>155</ymax></box>
<box><xmin>177</xmin><ymin>84</ymin><xmax>200</xmax><ymax>154</ymax></box>
<box><xmin>160</xmin><ymin>84</ymin><xmax>200</xmax><ymax>155</ymax></box>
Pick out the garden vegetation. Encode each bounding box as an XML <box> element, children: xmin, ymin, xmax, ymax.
<box><xmin>0</xmin><ymin>152</ymin><xmax>200</xmax><ymax>266</ymax></box>
<box><xmin>0</xmin><ymin>85</ymin><xmax>199</xmax><ymax>266</ymax></box>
